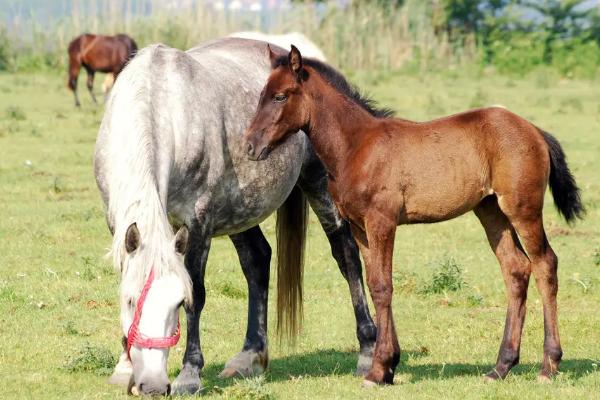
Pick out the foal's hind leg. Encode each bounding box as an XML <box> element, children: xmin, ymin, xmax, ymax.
<box><xmin>475</xmin><ymin>196</ymin><xmax>531</xmax><ymax>381</ymax></box>
<box><xmin>500</xmin><ymin>200</ymin><xmax>562</xmax><ymax>382</ymax></box>
<box><xmin>220</xmin><ymin>226</ymin><xmax>271</xmax><ymax>378</ymax></box>
<box><xmin>297</xmin><ymin>163</ymin><xmax>377</xmax><ymax>376</ymax></box>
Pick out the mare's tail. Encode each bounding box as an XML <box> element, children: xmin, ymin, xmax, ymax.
<box><xmin>275</xmin><ymin>186</ymin><xmax>308</xmax><ymax>343</ymax></box>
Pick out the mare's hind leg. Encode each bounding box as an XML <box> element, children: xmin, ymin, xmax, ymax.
<box><xmin>84</xmin><ymin>66</ymin><xmax>98</xmax><ymax>104</ymax></box>
<box><xmin>220</xmin><ymin>226</ymin><xmax>271</xmax><ymax>378</ymax></box>
<box><xmin>498</xmin><ymin>196</ymin><xmax>562</xmax><ymax>382</ymax></box>
<box><xmin>68</xmin><ymin>57</ymin><xmax>81</xmax><ymax>107</ymax></box>
<box><xmin>172</xmin><ymin>223</ymin><xmax>212</xmax><ymax>395</ymax></box>
<box><xmin>474</xmin><ymin>196</ymin><xmax>531</xmax><ymax>381</ymax></box>
<box><xmin>297</xmin><ymin>160</ymin><xmax>377</xmax><ymax>376</ymax></box>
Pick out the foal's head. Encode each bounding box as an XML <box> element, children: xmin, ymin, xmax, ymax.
<box><xmin>245</xmin><ymin>45</ymin><xmax>310</xmax><ymax>160</ymax></box>
<box><xmin>117</xmin><ymin>222</ymin><xmax>192</xmax><ymax>395</ymax></box>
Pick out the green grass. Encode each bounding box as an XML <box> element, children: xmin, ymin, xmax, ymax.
<box><xmin>0</xmin><ymin>69</ymin><xmax>599</xmax><ymax>399</ymax></box>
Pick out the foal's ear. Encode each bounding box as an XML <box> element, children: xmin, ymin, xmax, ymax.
<box><xmin>288</xmin><ymin>45</ymin><xmax>304</xmax><ymax>80</ymax></box>
<box><xmin>174</xmin><ymin>225</ymin><xmax>189</xmax><ymax>255</ymax></box>
<box><xmin>125</xmin><ymin>223</ymin><xmax>140</xmax><ymax>254</ymax></box>
<box><xmin>267</xmin><ymin>44</ymin><xmax>278</xmax><ymax>69</ymax></box>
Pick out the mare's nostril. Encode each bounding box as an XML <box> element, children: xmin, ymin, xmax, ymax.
<box><xmin>166</xmin><ymin>383</ymin><xmax>171</xmax><ymax>395</ymax></box>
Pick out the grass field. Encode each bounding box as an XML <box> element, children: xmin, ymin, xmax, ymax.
<box><xmin>0</xmin><ymin>68</ymin><xmax>599</xmax><ymax>399</ymax></box>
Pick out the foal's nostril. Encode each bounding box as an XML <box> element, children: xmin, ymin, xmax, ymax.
<box><xmin>166</xmin><ymin>383</ymin><xmax>171</xmax><ymax>396</ymax></box>
<box><xmin>247</xmin><ymin>142</ymin><xmax>254</xmax><ymax>155</ymax></box>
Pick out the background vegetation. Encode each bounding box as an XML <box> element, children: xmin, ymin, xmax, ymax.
<box><xmin>1</xmin><ymin>0</ymin><xmax>600</xmax><ymax>78</ymax></box>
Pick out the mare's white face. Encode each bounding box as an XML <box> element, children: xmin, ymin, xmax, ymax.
<box><xmin>119</xmin><ymin>223</ymin><xmax>191</xmax><ymax>396</ymax></box>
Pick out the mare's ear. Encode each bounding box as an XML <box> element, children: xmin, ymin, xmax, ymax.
<box><xmin>267</xmin><ymin>44</ymin><xmax>278</xmax><ymax>69</ymax></box>
<box><xmin>174</xmin><ymin>225</ymin><xmax>189</xmax><ymax>255</ymax></box>
<box><xmin>288</xmin><ymin>45</ymin><xmax>304</xmax><ymax>81</ymax></box>
<box><xmin>125</xmin><ymin>223</ymin><xmax>140</xmax><ymax>254</ymax></box>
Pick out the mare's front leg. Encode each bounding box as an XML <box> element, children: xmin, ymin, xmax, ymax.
<box><xmin>220</xmin><ymin>226</ymin><xmax>271</xmax><ymax>378</ymax></box>
<box><xmin>172</xmin><ymin>221</ymin><xmax>212</xmax><ymax>395</ymax></box>
<box><xmin>108</xmin><ymin>337</ymin><xmax>133</xmax><ymax>386</ymax></box>
<box><xmin>352</xmin><ymin>213</ymin><xmax>399</xmax><ymax>385</ymax></box>
<box><xmin>297</xmin><ymin>160</ymin><xmax>377</xmax><ymax>376</ymax></box>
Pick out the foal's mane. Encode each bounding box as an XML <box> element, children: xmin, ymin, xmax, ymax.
<box><xmin>273</xmin><ymin>55</ymin><xmax>395</xmax><ymax>119</ymax></box>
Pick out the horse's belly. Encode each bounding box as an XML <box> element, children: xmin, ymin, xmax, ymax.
<box><xmin>403</xmin><ymin>179</ymin><xmax>490</xmax><ymax>223</ymax></box>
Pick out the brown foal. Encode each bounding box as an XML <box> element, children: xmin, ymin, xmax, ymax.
<box><xmin>245</xmin><ymin>45</ymin><xmax>584</xmax><ymax>386</ymax></box>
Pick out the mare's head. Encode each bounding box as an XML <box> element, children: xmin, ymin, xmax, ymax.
<box><xmin>245</xmin><ymin>45</ymin><xmax>311</xmax><ymax>160</ymax></box>
<box><xmin>116</xmin><ymin>222</ymin><xmax>192</xmax><ymax>395</ymax></box>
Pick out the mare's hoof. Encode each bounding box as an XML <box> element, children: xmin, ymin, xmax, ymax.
<box><xmin>107</xmin><ymin>372</ymin><xmax>131</xmax><ymax>387</ymax></box>
<box><xmin>355</xmin><ymin>348</ymin><xmax>374</xmax><ymax>377</ymax></box>
<box><xmin>537</xmin><ymin>374</ymin><xmax>553</xmax><ymax>384</ymax></box>
<box><xmin>108</xmin><ymin>351</ymin><xmax>132</xmax><ymax>387</ymax></box>
<box><xmin>219</xmin><ymin>367</ymin><xmax>240</xmax><ymax>378</ymax></box>
<box><xmin>219</xmin><ymin>350</ymin><xmax>267</xmax><ymax>378</ymax></box>
<box><xmin>172</xmin><ymin>369</ymin><xmax>203</xmax><ymax>395</ymax></box>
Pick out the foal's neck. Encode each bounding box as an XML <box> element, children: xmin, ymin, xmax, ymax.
<box><xmin>305</xmin><ymin>77</ymin><xmax>379</xmax><ymax>179</ymax></box>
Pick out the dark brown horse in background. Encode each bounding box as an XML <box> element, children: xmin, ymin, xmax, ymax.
<box><xmin>245</xmin><ymin>45</ymin><xmax>585</xmax><ymax>386</ymax></box>
<box><xmin>67</xmin><ymin>33</ymin><xmax>137</xmax><ymax>107</ymax></box>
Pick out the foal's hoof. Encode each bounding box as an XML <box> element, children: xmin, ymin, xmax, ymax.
<box><xmin>172</xmin><ymin>369</ymin><xmax>203</xmax><ymax>395</ymax></box>
<box><xmin>537</xmin><ymin>374</ymin><xmax>553</xmax><ymax>384</ymax></box>
<box><xmin>362</xmin><ymin>379</ymin><xmax>379</xmax><ymax>388</ymax></box>
<box><xmin>219</xmin><ymin>350</ymin><xmax>267</xmax><ymax>379</ymax></box>
<box><xmin>483</xmin><ymin>369</ymin><xmax>503</xmax><ymax>383</ymax></box>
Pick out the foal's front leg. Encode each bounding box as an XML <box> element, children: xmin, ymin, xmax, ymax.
<box><xmin>353</xmin><ymin>216</ymin><xmax>400</xmax><ymax>385</ymax></box>
<box><xmin>297</xmin><ymin>164</ymin><xmax>377</xmax><ymax>376</ymax></box>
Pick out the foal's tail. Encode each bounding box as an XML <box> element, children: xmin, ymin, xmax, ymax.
<box><xmin>541</xmin><ymin>131</ymin><xmax>585</xmax><ymax>224</ymax></box>
<box><xmin>276</xmin><ymin>186</ymin><xmax>308</xmax><ymax>343</ymax></box>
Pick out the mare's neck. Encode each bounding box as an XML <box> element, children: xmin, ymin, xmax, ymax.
<box><xmin>304</xmin><ymin>77</ymin><xmax>379</xmax><ymax>179</ymax></box>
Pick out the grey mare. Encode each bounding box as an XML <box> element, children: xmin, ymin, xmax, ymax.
<box><xmin>93</xmin><ymin>37</ymin><xmax>376</xmax><ymax>395</ymax></box>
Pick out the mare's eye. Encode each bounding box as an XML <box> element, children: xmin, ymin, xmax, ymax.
<box><xmin>274</xmin><ymin>93</ymin><xmax>287</xmax><ymax>102</ymax></box>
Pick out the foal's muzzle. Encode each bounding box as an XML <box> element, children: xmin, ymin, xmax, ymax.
<box><xmin>246</xmin><ymin>134</ymin><xmax>270</xmax><ymax>161</ymax></box>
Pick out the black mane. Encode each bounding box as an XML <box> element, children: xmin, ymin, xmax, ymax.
<box><xmin>273</xmin><ymin>55</ymin><xmax>395</xmax><ymax>119</ymax></box>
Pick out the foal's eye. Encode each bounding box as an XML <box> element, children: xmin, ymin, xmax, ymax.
<box><xmin>274</xmin><ymin>93</ymin><xmax>287</xmax><ymax>102</ymax></box>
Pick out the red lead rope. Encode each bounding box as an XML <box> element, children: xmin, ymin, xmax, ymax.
<box><xmin>126</xmin><ymin>268</ymin><xmax>181</xmax><ymax>360</ymax></box>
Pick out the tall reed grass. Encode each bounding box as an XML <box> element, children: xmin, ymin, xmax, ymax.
<box><xmin>0</xmin><ymin>0</ymin><xmax>468</xmax><ymax>72</ymax></box>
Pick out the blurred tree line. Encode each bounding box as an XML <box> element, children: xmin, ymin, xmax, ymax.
<box><xmin>2</xmin><ymin>0</ymin><xmax>599</xmax><ymax>77</ymax></box>
<box><xmin>430</xmin><ymin>0</ymin><xmax>600</xmax><ymax>76</ymax></box>
<box><xmin>323</xmin><ymin>0</ymin><xmax>600</xmax><ymax>77</ymax></box>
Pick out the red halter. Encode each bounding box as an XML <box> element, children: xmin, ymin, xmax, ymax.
<box><xmin>126</xmin><ymin>268</ymin><xmax>181</xmax><ymax>360</ymax></box>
